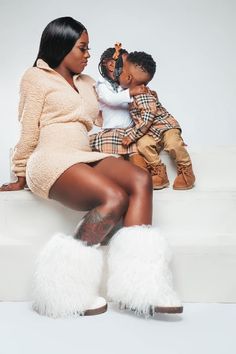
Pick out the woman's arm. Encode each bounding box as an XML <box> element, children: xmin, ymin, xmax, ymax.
<box><xmin>0</xmin><ymin>176</ymin><xmax>26</xmax><ymax>191</ymax></box>
<box><xmin>0</xmin><ymin>69</ymin><xmax>45</xmax><ymax>191</ymax></box>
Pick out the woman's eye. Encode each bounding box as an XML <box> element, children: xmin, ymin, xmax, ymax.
<box><xmin>79</xmin><ymin>47</ymin><xmax>91</xmax><ymax>53</ymax></box>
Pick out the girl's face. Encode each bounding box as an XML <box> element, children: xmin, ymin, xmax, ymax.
<box><xmin>61</xmin><ymin>31</ymin><xmax>90</xmax><ymax>74</ymax></box>
<box><xmin>103</xmin><ymin>59</ymin><xmax>116</xmax><ymax>80</ymax></box>
<box><xmin>118</xmin><ymin>59</ymin><xmax>132</xmax><ymax>89</ymax></box>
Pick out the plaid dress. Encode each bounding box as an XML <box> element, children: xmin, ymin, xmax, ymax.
<box><xmin>89</xmin><ymin>89</ymin><xmax>180</xmax><ymax>154</ymax></box>
<box><xmin>89</xmin><ymin>127</ymin><xmax>138</xmax><ymax>155</ymax></box>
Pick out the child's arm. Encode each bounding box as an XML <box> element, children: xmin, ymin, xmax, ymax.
<box><xmin>96</xmin><ymin>81</ymin><xmax>132</xmax><ymax>107</ymax></box>
<box><xmin>96</xmin><ymin>82</ymin><xmax>147</xmax><ymax>107</ymax></box>
<box><xmin>122</xmin><ymin>93</ymin><xmax>157</xmax><ymax>146</ymax></box>
<box><xmin>94</xmin><ymin>110</ymin><xmax>103</xmax><ymax>127</ymax></box>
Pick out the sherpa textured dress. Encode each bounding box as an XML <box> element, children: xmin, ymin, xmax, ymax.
<box><xmin>12</xmin><ymin>59</ymin><xmax>113</xmax><ymax>199</ymax></box>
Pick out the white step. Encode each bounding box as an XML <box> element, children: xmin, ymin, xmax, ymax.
<box><xmin>0</xmin><ymin>146</ymin><xmax>235</xmax><ymax>302</ymax></box>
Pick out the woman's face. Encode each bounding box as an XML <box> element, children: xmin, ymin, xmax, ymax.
<box><xmin>62</xmin><ymin>31</ymin><xmax>90</xmax><ymax>74</ymax></box>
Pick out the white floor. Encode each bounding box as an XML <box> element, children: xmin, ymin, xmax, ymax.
<box><xmin>0</xmin><ymin>303</ymin><xmax>235</xmax><ymax>354</ymax></box>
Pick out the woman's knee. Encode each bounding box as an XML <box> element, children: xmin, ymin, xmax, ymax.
<box><xmin>132</xmin><ymin>168</ymin><xmax>152</xmax><ymax>192</ymax></box>
<box><xmin>102</xmin><ymin>185</ymin><xmax>129</xmax><ymax>216</ymax></box>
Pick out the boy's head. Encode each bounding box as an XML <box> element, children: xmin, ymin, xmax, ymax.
<box><xmin>119</xmin><ymin>51</ymin><xmax>156</xmax><ymax>89</ymax></box>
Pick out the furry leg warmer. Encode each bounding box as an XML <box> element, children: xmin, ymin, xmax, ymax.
<box><xmin>107</xmin><ymin>225</ymin><xmax>182</xmax><ymax>316</ymax></box>
<box><xmin>32</xmin><ymin>233</ymin><xmax>106</xmax><ymax>318</ymax></box>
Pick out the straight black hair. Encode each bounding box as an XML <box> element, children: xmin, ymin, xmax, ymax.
<box><xmin>33</xmin><ymin>17</ymin><xmax>86</xmax><ymax>68</ymax></box>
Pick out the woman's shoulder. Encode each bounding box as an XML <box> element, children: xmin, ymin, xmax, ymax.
<box><xmin>20</xmin><ymin>67</ymin><xmax>48</xmax><ymax>95</ymax></box>
<box><xmin>21</xmin><ymin>66</ymin><xmax>44</xmax><ymax>82</ymax></box>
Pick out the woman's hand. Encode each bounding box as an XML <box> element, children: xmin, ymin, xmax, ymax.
<box><xmin>94</xmin><ymin>111</ymin><xmax>103</xmax><ymax>127</ymax></box>
<box><xmin>129</xmin><ymin>85</ymin><xmax>148</xmax><ymax>97</ymax></box>
<box><xmin>122</xmin><ymin>136</ymin><xmax>132</xmax><ymax>147</ymax></box>
<box><xmin>0</xmin><ymin>177</ymin><xmax>26</xmax><ymax>192</ymax></box>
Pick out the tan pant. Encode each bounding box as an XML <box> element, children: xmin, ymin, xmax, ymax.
<box><xmin>137</xmin><ymin>129</ymin><xmax>192</xmax><ymax>166</ymax></box>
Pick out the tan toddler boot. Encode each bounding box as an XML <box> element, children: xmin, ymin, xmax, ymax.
<box><xmin>173</xmin><ymin>163</ymin><xmax>195</xmax><ymax>190</ymax></box>
<box><xmin>129</xmin><ymin>154</ymin><xmax>148</xmax><ymax>171</ymax></box>
<box><xmin>148</xmin><ymin>163</ymin><xmax>169</xmax><ymax>190</ymax></box>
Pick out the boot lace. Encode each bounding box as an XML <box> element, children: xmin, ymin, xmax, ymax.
<box><xmin>177</xmin><ymin>165</ymin><xmax>192</xmax><ymax>183</ymax></box>
<box><xmin>151</xmin><ymin>164</ymin><xmax>163</xmax><ymax>176</ymax></box>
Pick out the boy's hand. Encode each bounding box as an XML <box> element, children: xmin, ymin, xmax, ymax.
<box><xmin>122</xmin><ymin>136</ymin><xmax>132</xmax><ymax>146</ymax></box>
<box><xmin>129</xmin><ymin>85</ymin><xmax>147</xmax><ymax>97</ymax></box>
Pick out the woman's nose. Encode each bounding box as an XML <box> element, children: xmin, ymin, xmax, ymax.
<box><xmin>85</xmin><ymin>51</ymin><xmax>90</xmax><ymax>59</ymax></box>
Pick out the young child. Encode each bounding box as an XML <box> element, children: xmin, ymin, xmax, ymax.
<box><xmin>119</xmin><ymin>51</ymin><xmax>195</xmax><ymax>190</ymax></box>
<box><xmin>89</xmin><ymin>44</ymin><xmax>147</xmax><ymax>167</ymax></box>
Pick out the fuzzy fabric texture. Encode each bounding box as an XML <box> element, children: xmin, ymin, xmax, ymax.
<box><xmin>107</xmin><ymin>225</ymin><xmax>181</xmax><ymax>316</ymax></box>
<box><xmin>32</xmin><ymin>233</ymin><xmax>103</xmax><ymax>318</ymax></box>
<box><xmin>12</xmin><ymin>59</ymin><xmax>115</xmax><ymax>198</ymax></box>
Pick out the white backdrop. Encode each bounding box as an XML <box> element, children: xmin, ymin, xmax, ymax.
<box><xmin>0</xmin><ymin>0</ymin><xmax>235</xmax><ymax>184</ymax></box>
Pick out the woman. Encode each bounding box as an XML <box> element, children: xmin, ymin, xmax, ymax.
<box><xmin>0</xmin><ymin>17</ymin><xmax>182</xmax><ymax>318</ymax></box>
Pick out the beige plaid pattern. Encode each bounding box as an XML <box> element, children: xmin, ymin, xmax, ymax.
<box><xmin>127</xmin><ymin>89</ymin><xmax>181</xmax><ymax>143</ymax></box>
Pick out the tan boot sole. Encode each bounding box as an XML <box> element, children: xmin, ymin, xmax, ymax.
<box><xmin>153</xmin><ymin>182</ymin><xmax>170</xmax><ymax>190</ymax></box>
<box><xmin>155</xmin><ymin>306</ymin><xmax>183</xmax><ymax>314</ymax></box>
<box><xmin>173</xmin><ymin>184</ymin><xmax>194</xmax><ymax>190</ymax></box>
<box><xmin>84</xmin><ymin>303</ymin><xmax>108</xmax><ymax>316</ymax></box>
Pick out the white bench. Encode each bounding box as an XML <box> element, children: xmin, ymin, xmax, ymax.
<box><xmin>0</xmin><ymin>146</ymin><xmax>236</xmax><ymax>302</ymax></box>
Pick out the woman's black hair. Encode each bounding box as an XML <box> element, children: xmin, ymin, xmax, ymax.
<box><xmin>33</xmin><ymin>17</ymin><xmax>86</xmax><ymax>68</ymax></box>
<box><xmin>98</xmin><ymin>47</ymin><xmax>128</xmax><ymax>90</ymax></box>
<box><xmin>127</xmin><ymin>51</ymin><xmax>156</xmax><ymax>80</ymax></box>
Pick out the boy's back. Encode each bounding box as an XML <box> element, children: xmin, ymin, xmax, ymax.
<box><xmin>128</xmin><ymin>88</ymin><xmax>181</xmax><ymax>143</ymax></box>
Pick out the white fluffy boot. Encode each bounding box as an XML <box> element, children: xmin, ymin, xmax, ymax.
<box><xmin>107</xmin><ymin>225</ymin><xmax>183</xmax><ymax>316</ymax></box>
<box><xmin>32</xmin><ymin>233</ymin><xmax>107</xmax><ymax>318</ymax></box>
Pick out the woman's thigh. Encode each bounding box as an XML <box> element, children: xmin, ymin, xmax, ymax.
<box><xmin>93</xmin><ymin>156</ymin><xmax>152</xmax><ymax>194</ymax></box>
<box><xmin>93</xmin><ymin>157</ymin><xmax>153</xmax><ymax>225</ymax></box>
<box><xmin>49</xmin><ymin>159</ymin><xmax>127</xmax><ymax>211</ymax></box>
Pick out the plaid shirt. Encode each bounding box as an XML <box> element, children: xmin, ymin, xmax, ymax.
<box><xmin>127</xmin><ymin>89</ymin><xmax>181</xmax><ymax>143</ymax></box>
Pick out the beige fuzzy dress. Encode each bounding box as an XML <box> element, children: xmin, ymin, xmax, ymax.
<box><xmin>12</xmin><ymin>59</ymin><xmax>114</xmax><ymax>199</ymax></box>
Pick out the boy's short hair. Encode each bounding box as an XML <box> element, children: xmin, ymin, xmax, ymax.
<box><xmin>127</xmin><ymin>51</ymin><xmax>156</xmax><ymax>81</ymax></box>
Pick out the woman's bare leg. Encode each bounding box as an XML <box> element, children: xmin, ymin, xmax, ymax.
<box><xmin>93</xmin><ymin>157</ymin><xmax>153</xmax><ymax>225</ymax></box>
<box><xmin>49</xmin><ymin>160</ymin><xmax>129</xmax><ymax>245</ymax></box>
